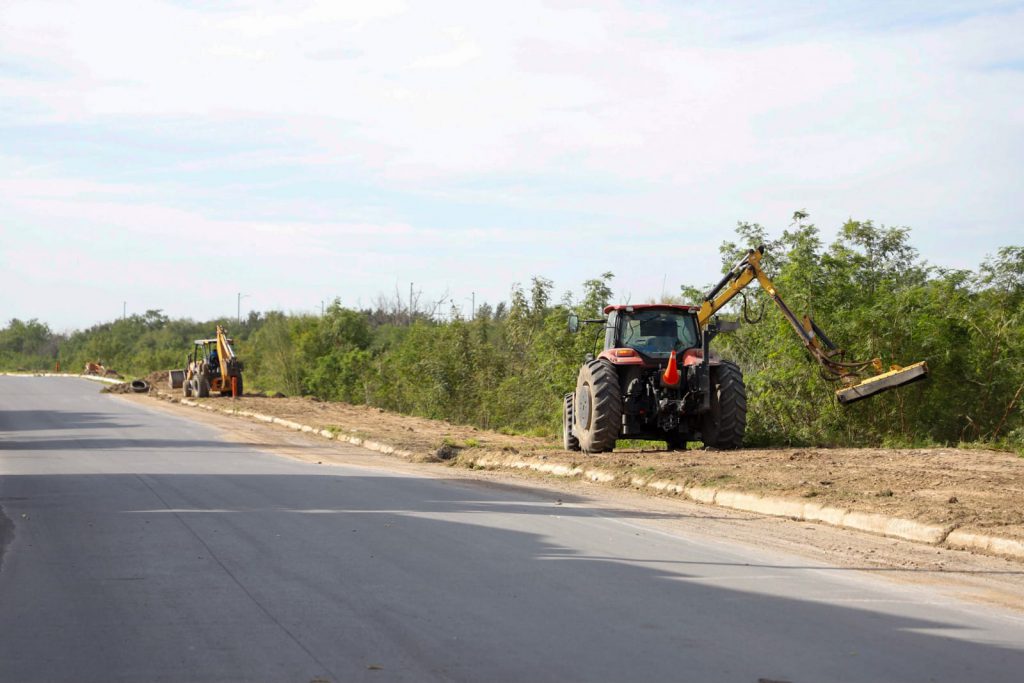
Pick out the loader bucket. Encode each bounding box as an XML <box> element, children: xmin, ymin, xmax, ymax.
<box><xmin>169</xmin><ymin>369</ymin><xmax>185</xmax><ymax>390</ymax></box>
<box><xmin>835</xmin><ymin>361</ymin><xmax>929</xmax><ymax>406</ymax></box>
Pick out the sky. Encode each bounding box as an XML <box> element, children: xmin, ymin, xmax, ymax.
<box><xmin>1</xmin><ymin>0</ymin><xmax>1022</xmax><ymax>331</ymax></box>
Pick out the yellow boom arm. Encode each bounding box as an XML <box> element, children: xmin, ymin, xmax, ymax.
<box><xmin>698</xmin><ymin>246</ymin><xmax>928</xmax><ymax>405</ymax></box>
<box><xmin>215</xmin><ymin>325</ymin><xmax>236</xmax><ymax>383</ymax></box>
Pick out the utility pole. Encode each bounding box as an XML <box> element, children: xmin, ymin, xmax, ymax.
<box><xmin>237</xmin><ymin>293</ymin><xmax>249</xmax><ymax>325</ymax></box>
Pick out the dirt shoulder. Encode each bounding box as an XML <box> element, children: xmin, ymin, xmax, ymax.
<box><xmin>123</xmin><ymin>373</ymin><xmax>1024</xmax><ymax>550</ymax></box>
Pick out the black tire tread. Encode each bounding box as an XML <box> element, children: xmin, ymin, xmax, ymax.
<box><xmin>702</xmin><ymin>361</ymin><xmax>747</xmax><ymax>450</ymax></box>
<box><xmin>197</xmin><ymin>373</ymin><xmax>211</xmax><ymax>398</ymax></box>
<box><xmin>574</xmin><ymin>359</ymin><xmax>622</xmax><ymax>453</ymax></box>
<box><xmin>562</xmin><ymin>393</ymin><xmax>581</xmax><ymax>451</ymax></box>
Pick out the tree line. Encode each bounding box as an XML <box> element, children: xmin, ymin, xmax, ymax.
<box><xmin>3</xmin><ymin>216</ymin><xmax>1021</xmax><ymax>452</ymax></box>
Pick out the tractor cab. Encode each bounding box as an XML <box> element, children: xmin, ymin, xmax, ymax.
<box><xmin>192</xmin><ymin>339</ymin><xmax>223</xmax><ymax>377</ymax></box>
<box><xmin>190</xmin><ymin>339</ymin><xmax>220</xmax><ymax>376</ymax></box>
<box><xmin>605</xmin><ymin>305</ymin><xmax>700</xmax><ymax>360</ymax></box>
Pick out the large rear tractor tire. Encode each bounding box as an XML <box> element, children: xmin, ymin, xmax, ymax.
<box><xmin>701</xmin><ymin>361</ymin><xmax>746</xmax><ymax>450</ymax></box>
<box><xmin>562</xmin><ymin>393</ymin><xmax>581</xmax><ymax>451</ymax></box>
<box><xmin>573</xmin><ymin>359</ymin><xmax>622</xmax><ymax>454</ymax></box>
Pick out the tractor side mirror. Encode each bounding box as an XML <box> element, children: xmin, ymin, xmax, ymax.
<box><xmin>567</xmin><ymin>313</ymin><xmax>580</xmax><ymax>334</ymax></box>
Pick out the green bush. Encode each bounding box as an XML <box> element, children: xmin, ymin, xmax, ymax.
<box><xmin>3</xmin><ymin>217</ymin><xmax>1020</xmax><ymax>450</ymax></box>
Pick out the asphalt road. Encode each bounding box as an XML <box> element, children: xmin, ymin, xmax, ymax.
<box><xmin>1</xmin><ymin>376</ymin><xmax>1023</xmax><ymax>683</ymax></box>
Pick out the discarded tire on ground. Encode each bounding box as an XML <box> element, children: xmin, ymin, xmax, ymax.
<box><xmin>130</xmin><ymin>379</ymin><xmax>149</xmax><ymax>393</ymax></box>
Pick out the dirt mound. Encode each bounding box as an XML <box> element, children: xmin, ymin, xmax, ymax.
<box><xmin>145</xmin><ymin>370</ymin><xmax>170</xmax><ymax>386</ymax></box>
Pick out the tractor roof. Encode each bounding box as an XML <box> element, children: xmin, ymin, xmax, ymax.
<box><xmin>602</xmin><ymin>304</ymin><xmax>696</xmax><ymax>314</ymax></box>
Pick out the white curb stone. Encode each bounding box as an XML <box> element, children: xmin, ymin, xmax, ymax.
<box><xmin>945</xmin><ymin>530</ymin><xmax>1024</xmax><ymax>559</ymax></box>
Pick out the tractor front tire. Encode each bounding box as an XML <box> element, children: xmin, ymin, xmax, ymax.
<box><xmin>562</xmin><ymin>393</ymin><xmax>581</xmax><ymax>451</ymax></box>
<box><xmin>573</xmin><ymin>360</ymin><xmax>622</xmax><ymax>454</ymax></box>
<box><xmin>701</xmin><ymin>361</ymin><xmax>746</xmax><ymax>450</ymax></box>
<box><xmin>197</xmin><ymin>374</ymin><xmax>211</xmax><ymax>398</ymax></box>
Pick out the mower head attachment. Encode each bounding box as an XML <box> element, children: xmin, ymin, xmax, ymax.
<box><xmin>835</xmin><ymin>361</ymin><xmax>929</xmax><ymax>406</ymax></box>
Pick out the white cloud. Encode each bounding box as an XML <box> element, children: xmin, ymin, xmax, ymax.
<box><xmin>0</xmin><ymin>1</ymin><xmax>1022</xmax><ymax>328</ymax></box>
<box><xmin>411</xmin><ymin>27</ymin><xmax>481</xmax><ymax>69</ymax></box>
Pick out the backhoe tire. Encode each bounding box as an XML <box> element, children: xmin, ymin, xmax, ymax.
<box><xmin>562</xmin><ymin>393</ymin><xmax>581</xmax><ymax>451</ymax></box>
<box><xmin>573</xmin><ymin>359</ymin><xmax>622</xmax><ymax>454</ymax></box>
<box><xmin>234</xmin><ymin>374</ymin><xmax>243</xmax><ymax>397</ymax></box>
<box><xmin>701</xmin><ymin>361</ymin><xmax>746</xmax><ymax>450</ymax></box>
<box><xmin>197</xmin><ymin>374</ymin><xmax>211</xmax><ymax>398</ymax></box>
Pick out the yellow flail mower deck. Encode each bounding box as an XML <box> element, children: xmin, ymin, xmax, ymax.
<box><xmin>835</xmin><ymin>361</ymin><xmax>930</xmax><ymax>406</ymax></box>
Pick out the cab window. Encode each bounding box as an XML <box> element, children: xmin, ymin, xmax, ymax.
<box><xmin>618</xmin><ymin>310</ymin><xmax>698</xmax><ymax>356</ymax></box>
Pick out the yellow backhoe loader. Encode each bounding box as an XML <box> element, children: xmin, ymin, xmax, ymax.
<box><xmin>171</xmin><ymin>325</ymin><xmax>244</xmax><ymax>398</ymax></box>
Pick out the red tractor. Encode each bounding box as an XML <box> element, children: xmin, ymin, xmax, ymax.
<box><xmin>564</xmin><ymin>304</ymin><xmax>744</xmax><ymax>452</ymax></box>
<box><xmin>563</xmin><ymin>246</ymin><xmax>929</xmax><ymax>453</ymax></box>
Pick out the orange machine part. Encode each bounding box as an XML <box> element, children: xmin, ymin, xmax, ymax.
<box><xmin>661</xmin><ymin>350</ymin><xmax>680</xmax><ymax>386</ymax></box>
<box><xmin>681</xmin><ymin>349</ymin><xmax>704</xmax><ymax>366</ymax></box>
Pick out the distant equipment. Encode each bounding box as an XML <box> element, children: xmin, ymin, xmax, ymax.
<box><xmin>175</xmin><ymin>325</ymin><xmax>244</xmax><ymax>398</ymax></box>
